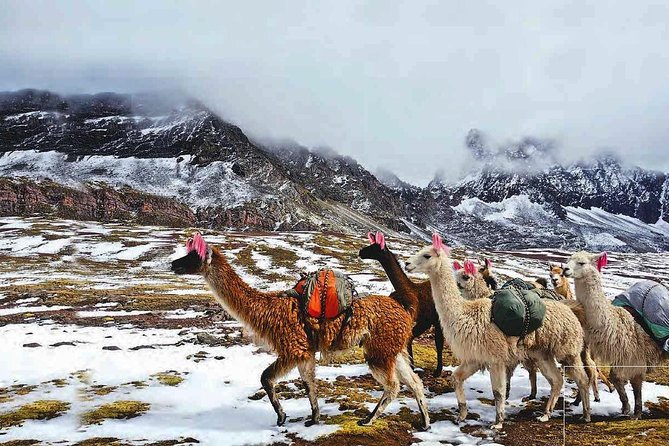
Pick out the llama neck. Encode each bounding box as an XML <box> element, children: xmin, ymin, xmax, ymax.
<box><xmin>378</xmin><ymin>249</ymin><xmax>416</xmax><ymax>295</ymax></box>
<box><xmin>203</xmin><ymin>250</ymin><xmax>267</xmax><ymax>328</ymax></box>
<box><xmin>555</xmin><ymin>279</ymin><xmax>572</xmax><ymax>299</ymax></box>
<box><xmin>574</xmin><ymin>271</ymin><xmax>611</xmax><ymax>329</ymax></box>
<box><xmin>466</xmin><ymin>277</ymin><xmax>493</xmax><ymax>300</ymax></box>
<box><xmin>429</xmin><ymin>257</ymin><xmax>464</xmax><ymax>323</ymax></box>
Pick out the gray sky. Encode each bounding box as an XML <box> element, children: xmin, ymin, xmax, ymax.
<box><xmin>2</xmin><ymin>0</ymin><xmax>669</xmax><ymax>185</ymax></box>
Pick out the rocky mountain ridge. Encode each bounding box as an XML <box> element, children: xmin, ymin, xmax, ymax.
<box><xmin>1</xmin><ymin>89</ymin><xmax>668</xmax><ymax>251</ymax></box>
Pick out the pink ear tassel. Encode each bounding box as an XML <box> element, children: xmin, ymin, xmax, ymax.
<box><xmin>464</xmin><ymin>260</ymin><xmax>477</xmax><ymax>275</ymax></box>
<box><xmin>191</xmin><ymin>232</ymin><xmax>208</xmax><ymax>261</ymax></box>
<box><xmin>367</xmin><ymin>232</ymin><xmax>375</xmax><ymax>244</ymax></box>
<box><xmin>375</xmin><ymin>231</ymin><xmax>386</xmax><ymax>250</ymax></box>
<box><xmin>596</xmin><ymin>252</ymin><xmax>608</xmax><ymax>272</ymax></box>
<box><xmin>431</xmin><ymin>233</ymin><xmax>450</xmax><ymax>256</ymax></box>
<box><xmin>453</xmin><ymin>260</ymin><xmax>463</xmax><ymax>270</ymax></box>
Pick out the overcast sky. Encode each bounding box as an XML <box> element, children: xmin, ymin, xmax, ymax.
<box><xmin>2</xmin><ymin>0</ymin><xmax>669</xmax><ymax>185</ymax></box>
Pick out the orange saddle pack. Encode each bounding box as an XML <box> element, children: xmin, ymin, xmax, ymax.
<box><xmin>292</xmin><ymin>269</ymin><xmax>355</xmax><ymax>319</ymax></box>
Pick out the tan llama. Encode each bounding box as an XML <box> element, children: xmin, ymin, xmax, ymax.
<box><xmin>548</xmin><ymin>262</ymin><xmax>616</xmax><ymax>399</ymax></box>
<box><xmin>455</xmin><ymin>260</ymin><xmax>605</xmax><ymax>404</ymax></box>
<box><xmin>171</xmin><ymin>233</ymin><xmax>430</xmax><ymax>429</ymax></box>
<box><xmin>407</xmin><ymin>235</ymin><xmax>591</xmax><ymax>429</ymax></box>
<box><xmin>564</xmin><ymin>251</ymin><xmax>665</xmax><ymax>419</ymax></box>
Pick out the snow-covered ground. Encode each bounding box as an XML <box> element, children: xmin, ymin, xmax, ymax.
<box><xmin>0</xmin><ymin>216</ymin><xmax>667</xmax><ymax>445</ymax></box>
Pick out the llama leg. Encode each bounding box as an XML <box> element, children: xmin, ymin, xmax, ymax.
<box><xmin>565</xmin><ymin>355</ymin><xmax>591</xmax><ymax>422</ymax></box>
<box><xmin>609</xmin><ymin>368</ymin><xmax>630</xmax><ymax>415</ymax></box>
<box><xmin>297</xmin><ymin>356</ymin><xmax>320</xmax><ymax>426</ymax></box>
<box><xmin>584</xmin><ymin>348</ymin><xmax>600</xmax><ymax>402</ymax></box>
<box><xmin>409</xmin><ymin>321</ymin><xmax>431</xmax><ymax>370</ymax></box>
<box><xmin>261</xmin><ymin>357</ymin><xmax>296</xmax><ymax>426</ymax></box>
<box><xmin>395</xmin><ymin>354</ymin><xmax>431</xmax><ymax>430</ymax></box>
<box><xmin>359</xmin><ymin>361</ymin><xmax>400</xmax><ymax>426</ymax></box>
<box><xmin>573</xmin><ymin>349</ymin><xmax>596</xmax><ymax>406</ymax></box>
<box><xmin>630</xmin><ymin>374</ymin><xmax>644</xmax><ymax>420</ymax></box>
<box><xmin>452</xmin><ymin>361</ymin><xmax>480</xmax><ymax>423</ymax></box>
<box><xmin>433</xmin><ymin>326</ymin><xmax>444</xmax><ymax>378</ymax></box>
<box><xmin>598</xmin><ymin>367</ymin><xmax>615</xmax><ymax>392</ymax></box>
<box><xmin>407</xmin><ymin>339</ymin><xmax>415</xmax><ymax>367</ymax></box>
<box><xmin>534</xmin><ymin>357</ymin><xmax>563</xmax><ymax>422</ymax></box>
<box><xmin>505</xmin><ymin>362</ymin><xmax>516</xmax><ymax>400</ymax></box>
<box><xmin>521</xmin><ymin>359</ymin><xmax>538</xmax><ymax>401</ymax></box>
<box><xmin>489</xmin><ymin>362</ymin><xmax>507</xmax><ymax>430</ymax></box>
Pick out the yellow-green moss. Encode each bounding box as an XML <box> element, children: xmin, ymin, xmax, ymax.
<box><xmin>323</xmin><ymin>347</ymin><xmax>365</xmax><ymax>365</ymax></box>
<box><xmin>152</xmin><ymin>372</ymin><xmax>184</xmax><ymax>387</ymax></box>
<box><xmin>0</xmin><ymin>400</ymin><xmax>70</xmax><ymax>428</ymax></box>
<box><xmin>81</xmin><ymin>400</ymin><xmax>150</xmax><ymax>425</ymax></box>
<box><xmin>564</xmin><ymin>419</ymin><xmax>669</xmax><ymax>446</ymax></box>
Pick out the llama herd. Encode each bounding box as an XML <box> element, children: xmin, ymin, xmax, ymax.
<box><xmin>171</xmin><ymin>231</ymin><xmax>668</xmax><ymax>433</ymax></box>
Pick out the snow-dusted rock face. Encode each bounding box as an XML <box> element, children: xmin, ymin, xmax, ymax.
<box><xmin>0</xmin><ymin>90</ymin><xmax>406</xmax><ymax>233</ymax></box>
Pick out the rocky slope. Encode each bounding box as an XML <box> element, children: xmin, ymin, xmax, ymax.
<box><xmin>0</xmin><ymin>89</ymin><xmax>405</xmax><ymax>233</ymax></box>
<box><xmin>1</xmin><ymin>89</ymin><xmax>668</xmax><ymax>251</ymax></box>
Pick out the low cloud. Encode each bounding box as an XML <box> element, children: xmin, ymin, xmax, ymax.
<box><xmin>2</xmin><ymin>0</ymin><xmax>669</xmax><ymax>185</ymax></box>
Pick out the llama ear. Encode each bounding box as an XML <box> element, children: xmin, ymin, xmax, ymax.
<box><xmin>595</xmin><ymin>252</ymin><xmax>608</xmax><ymax>272</ymax></box>
<box><xmin>432</xmin><ymin>233</ymin><xmax>447</xmax><ymax>256</ymax></box>
<box><xmin>191</xmin><ymin>232</ymin><xmax>208</xmax><ymax>261</ymax></box>
<box><xmin>453</xmin><ymin>260</ymin><xmax>463</xmax><ymax>270</ymax></box>
<box><xmin>485</xmin><ymin>258</ymin><xmax>492</xmax><ymax>268</ymax></box>
<box><xmin>464</xmin><ymin>260</ymin><xmax>477</xmax><ymax>275</ymax></box>
<box><xmin>375</xmin><ymin>231</ymin><xmax>386</xmax><ymax>250</ymax></box>
<box><xmin>367</xmin><ymin>232</ymin><xmax>375</xmax><ymax>244</ymax></box>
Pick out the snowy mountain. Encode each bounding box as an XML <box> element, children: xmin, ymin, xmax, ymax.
<box><xmin>0</xmin><ymin>89</ymin><xmax>405</xmax><ymax>233</ymax></box>
<box><xmin>1</xmin><ymin>89</ymin><xmax>668</xmax><ymax>252</ymax></box>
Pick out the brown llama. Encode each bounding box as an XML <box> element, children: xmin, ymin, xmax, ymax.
<box><xmin>549</xmin><ymin>262</ymin><xmax>616</xmax><ymax>401</ymax></box>
<box><xmin>565</xmin><ymin>251</ymin><xmax>665</xmax><ymax>419</ymax></box>
<box><xmin>171</xmin><ymin>233</ymin><xmax>430</xmax><ymax>429</ymax></box>
<box><xmin>359</xmin><ymin>231</ymin><xmax>444</xmax><ymax>377</ymax></box>
<box><xmin>407</xmin><ymin>235</ymin><xmax>591</xmax><ymax>429</ymax></box>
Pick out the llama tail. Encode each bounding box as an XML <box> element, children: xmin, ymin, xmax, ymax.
<box><xmin>389</xmin><ymin>289</ymin><xmax>419</xmax><ymax>320</ymax></box>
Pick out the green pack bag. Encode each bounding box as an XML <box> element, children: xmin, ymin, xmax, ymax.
<box><xmin>491</xmin><ymin>287</ymin><xmax>546</xmax><ymax>337</ymax></box>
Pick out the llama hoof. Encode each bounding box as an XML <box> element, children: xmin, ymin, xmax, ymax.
<box><xmin>580</xmin><ymin>415</ymin><xmax>591</xmax><ymax>423</ymax></box>
<box><xmin>631</xmin><ymin>413</ymin><xmax>642</xmax><ymax>421</ymax></box>
<box><xmin>304</xmin><ymin>418</ymin><xmax>320</xmax><ymax>427</ymax></box>
<box><xmin>571</xmin><ymin>399</ymin><xmax>581</xmax><ymax>406</ymax></box>
<box><xmin>522</xmin><ymin>395</ymin><xmax>536</xmax><ymax>402</ymax></box>
<box><xmin>536</xmin><ymin>414</ymin><xmax>550</xmax><ymax>423</ymax></box>
<box><xmin>417</xmin><ymin>423</ymin><xmax>431</xmax><ymax>432</ymax></box>
<box><xmin>621</xmin><ymin>406</ymin><xmax>631</xmax><ymax>416</ymax></box>
<box><xmin>276</xmin><ymin>412</ymin><xmax>287</xmax><ymax>426</ymax></box>
<box><xmin>432</xmin><ymin>370</ymin><xmax>442</xmax><ymax>378</ymax></box>
<box><xmin>490</xmin><ymin>423</ymin><xmax>503</xmax><ymax>430</ymax></box>
<box><xmin>357</xmin><ymin>418</ymin><xmax>372</xmax><ymax>427</ymax></box>
<box><xmin>594</xmin><ymin>397</ymin><xmax>601</xmax><ymax>402</ymax></box>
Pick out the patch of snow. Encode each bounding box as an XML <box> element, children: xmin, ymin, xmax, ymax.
<box><xmin>0</xmin><ymin>150</ymin><xmax>263</xmax><ymax>209</ymax></box>
<box><xmin>75</xmin><ymin>310</ymin><xmax>152</xmax><ymax>318</ymax></box>
<box><xmin>0</xmin><ymin>306</ymin><xmax>72</xmax><ymax>316</ymax></box>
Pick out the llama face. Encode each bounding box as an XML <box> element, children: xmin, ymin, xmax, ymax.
<box><xmin>549</xmin><ymin>263</ymin><xmax>565</xmax><ymax>287</ymax></box>
<box><xmin>171</xmin><ymin>232</ymin><xmax>210</xmax><ymax>275</ymax></box>
<box><xmin>171</xmin><ymin>250</ymin><xmax>205</xmax><ymax>275</ymax></box>
<box><xmin>405</xmin><ymin>245</ymin><xmax>443</xmax><ymax>274</ymax></box>
<box><xmin>454</xmin><ymin>269</ymin><xmax>473</xmax><ymax>291</ymax></box>
<box><xmin>359</xmin><ymin>231</ymin><xmax>387</xmax><ymax>260</ymax></box>
<box><xmin>564</xmin><ymin>251</ymin><xmax>607</xmax><ymax>279</ymax></box>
